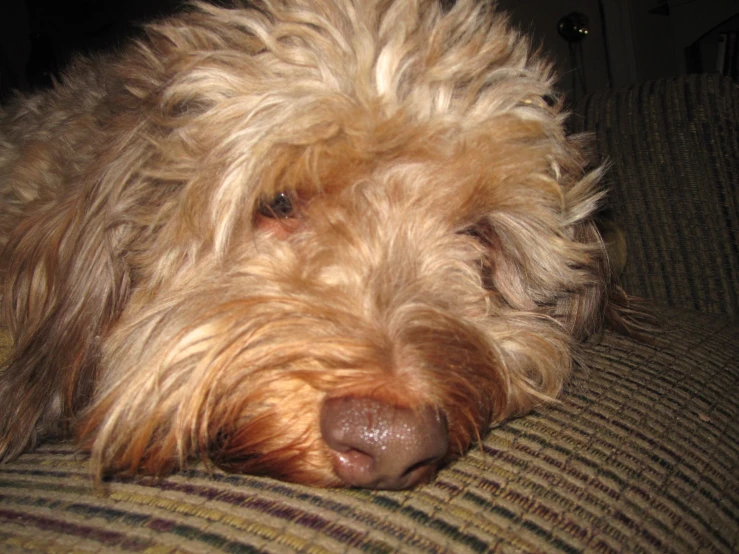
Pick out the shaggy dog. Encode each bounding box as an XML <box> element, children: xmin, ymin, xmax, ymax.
<box><xmin>0</xmin><ymin>0</ymin><xmax>631</xmax><ymax>489</ymax></box>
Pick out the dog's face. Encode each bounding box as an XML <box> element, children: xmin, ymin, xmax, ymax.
<box><xmin>0</xmin><ymin>0</ymin><xmax>611</xmax><ymax>489</ymax></box>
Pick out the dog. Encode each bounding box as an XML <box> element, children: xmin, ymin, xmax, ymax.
<box><xmin>0</xmin><ymin>0</ymin><xmax>632</xmax><ymax>489</ymax></box>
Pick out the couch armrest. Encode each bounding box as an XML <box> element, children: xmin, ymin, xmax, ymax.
<box><xmin>572</xmin><ymin>74</ymin><xmax>739</xmax><ymax>317</ymax></box>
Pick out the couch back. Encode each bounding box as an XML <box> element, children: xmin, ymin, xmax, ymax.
<box><xmin>572</xmin><ymin>74</ymin><xmax>739</xmax><ymax>317</ymax></box>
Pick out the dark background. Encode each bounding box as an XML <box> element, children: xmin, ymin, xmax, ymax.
<box><xmin>0</xmin><ymin>0</ymin><xmax>738</xmax><ymax>105</ymax></box>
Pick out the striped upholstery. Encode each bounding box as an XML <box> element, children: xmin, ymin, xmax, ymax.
<box><xmin>1</xmin><ymin>308</ymin><xmax>737</xmax><ymax>553</ymax></box>
<box><xmin>572</xmin><ymin>74</ymin><xmax>739</xmax><ymax>316</ymax></box>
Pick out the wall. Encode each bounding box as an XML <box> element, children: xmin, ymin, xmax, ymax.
<box><xmin>497</xmin><ymin>0</ymin><xmax>680</xmax><ymax>101</ymax></box>
<box><xmin>497</xmin><ymin>0</ymin><xmax>611</xmax><ymax>102</ymax></box>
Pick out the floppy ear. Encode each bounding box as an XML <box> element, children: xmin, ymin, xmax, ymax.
<box><xmin>553</xmin><ymin>218</ymin><xmax>610</xmax><ymax>340</ymax></box>
<box><xmin>0</xmin><ymin>196</ymin><xmax>131</xmax><ymax>460</ymax></box>
<box><xmin>558</xmin><ymin>216</ymin><xmax>650</xmax><ymax>342</ymax></box>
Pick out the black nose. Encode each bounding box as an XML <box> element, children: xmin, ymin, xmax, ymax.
<box><xmin>320</xmin><ymin>396</ymin><xmax>448</xmax><ymax>489</ymax></box>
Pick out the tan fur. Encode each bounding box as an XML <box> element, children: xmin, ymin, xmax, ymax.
<box><xmin>0</xmin><ymin>0</ymin><xmax>629</xmax><ymax>487</ymax></box>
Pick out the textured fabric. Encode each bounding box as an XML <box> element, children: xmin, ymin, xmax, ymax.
<box><xmin>1</xmin><ymin>307</ymin><xmax>737</xmax><ymax>553</ymax></box>
<box><xmin>572</xmin><ymin>74</ymin><xmax>739</xmax><ymax>317</ymax></box>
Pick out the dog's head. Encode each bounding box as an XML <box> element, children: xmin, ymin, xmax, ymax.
<box><xmin>3</xmin><ymin>0</ymin><xmax>616</xmax><ymax>489</ymax></box>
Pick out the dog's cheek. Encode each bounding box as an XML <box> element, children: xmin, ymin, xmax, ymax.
<box><xmin>77</xmin><ymin>374</ymin><xmax>340</xmax><ymax>485</ymax></box>
<box><xmin>74</xmin><ymin>291</ymin><xmax>349</xmax><ymax>483</ymax></box>
<box><xmin>399</xmin><ymin>285</ymin><xmax>575</xmax><ymax>451</ymax></box>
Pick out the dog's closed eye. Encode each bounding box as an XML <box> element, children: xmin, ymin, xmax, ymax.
<box><xmin>458</xmin><ymin>219</ymin><xmax>497</xmax><ymax>247</ymax></box>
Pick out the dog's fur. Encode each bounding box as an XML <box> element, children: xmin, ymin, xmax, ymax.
<box><xmin>0</xmin><ymin>0</ymin><xmax>631</xmax><ymax>488</ymax></box>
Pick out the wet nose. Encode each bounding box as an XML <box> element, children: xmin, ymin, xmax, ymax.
<box><xmin>320</xmin><ymin>396</ymin><xmax>448</xmax><ymax>489</ymax></box>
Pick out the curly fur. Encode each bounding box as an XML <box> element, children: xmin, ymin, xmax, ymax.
<box><xmin>0</xmin><ymin>0</ymin><xmax>630</xmax><ymax>488</ymax></box>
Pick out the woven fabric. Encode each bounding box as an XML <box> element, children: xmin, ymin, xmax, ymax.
<box><xmin>1</xmin><ymin>307</ymin><xmax>737</xmax><ymax>553</ymax></box>
<box><xmin>572</xmin><ymin>74</ymin><xmax>739</xmax><ymax>317</ymax></box>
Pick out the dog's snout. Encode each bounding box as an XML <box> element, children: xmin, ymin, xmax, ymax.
<box><xmin>320</xmin><ymin>396</ymin><xmax>448</xmax><ymax>489</ymax></box>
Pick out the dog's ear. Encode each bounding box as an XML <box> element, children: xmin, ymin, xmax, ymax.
<box><xmin>0</xmin><ymin>198</ymin><xmax>130</xmax><ymax>460</ymax></box>
<box><xmin>553</xmin><ymin>219</ymin><xmax>610</xmax><ymax>340</ymax></box>
<box><xmin>477</xmin><ymin>187</ymin><xmax>612</xmax><ymax>341</ymax></box>
<box><xmin>555</xmin><ymin>217</ymin><xmax>652</xmax><ymax>343</ymax></box>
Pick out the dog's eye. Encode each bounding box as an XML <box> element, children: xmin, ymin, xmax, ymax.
<box><xmin>460</xmin><ymin>226</ymin><xmax>482</xmax><ymax>240</ymax></box>
<box><xmin>459</xmin><ymin>220</ymin><xmax>494</xmax><ymax>244</ymax></box>
<box><xmin>258</xmin><ymin>192</ymin><xmax>296</xmax><ymax>219</ymax></box>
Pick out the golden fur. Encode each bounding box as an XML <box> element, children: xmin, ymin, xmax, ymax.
<box><xmin>0</xmin><ymin>0</ymin><xmax>631</xmax><ymax>488</ymax></box>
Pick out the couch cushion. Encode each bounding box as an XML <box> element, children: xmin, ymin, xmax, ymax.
<box><xmin>572</xmin><ymin>74</ymin><xmax>739</xmax><ymax>317</ymax></box>
<box><xmin>0</xmin><ymin>307</ymin><xmax>737</xmax><ymax>553</ymax></box>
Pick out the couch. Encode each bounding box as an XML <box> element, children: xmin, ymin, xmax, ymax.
<box><xmin>0</xmin><ymin>73</ymin><xmax>737</xmax><ymax>553</ymax></box>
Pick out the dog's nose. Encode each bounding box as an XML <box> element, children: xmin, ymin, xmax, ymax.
<box><xmin>320</xmin><ymin>396</ymin><xmax>448</xmax><ymax>489</ymax></box>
